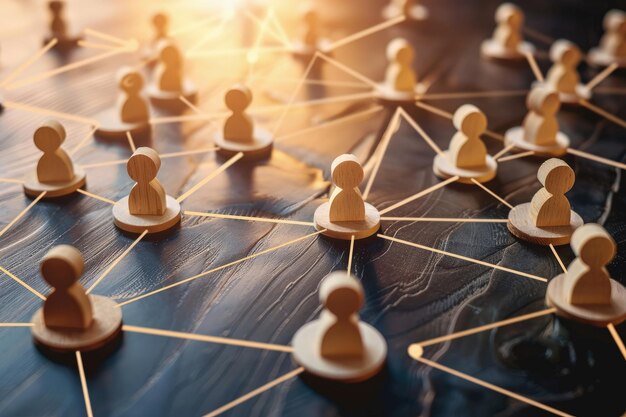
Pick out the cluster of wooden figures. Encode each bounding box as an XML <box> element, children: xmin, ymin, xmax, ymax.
<box><xmin>19</xmin><ymin>1</ymin><xmax>626</xmax><ymax>382</ymax></box>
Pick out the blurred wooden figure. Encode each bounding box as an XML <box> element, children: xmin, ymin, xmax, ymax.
<box><xmin>481</xmin><ymin>3</ymin><xmax>534</xmax><ymax>60</ymax></box>
<box><xmin>113</xmin><ymin>147</ymin><xmax>181</xmax><ymax>234</ymax></box>
<box><xmin>292</xmin><ymin>8</ymin><xmax>331</xmax><ymax>58</ymax></box>
<box><xmin>376</xmin><ymin>38</ymin><xmax>422</xmax><ymax>103</ymax></box>
<box><xmin>433</xmin><ymin>104</ymin><xmax>497</xmax><ymax>183</ymax></box>
<box><xmin>23</xmin><ymin>120</ymin><xmax>86</xmax><ymax>198</ymax></box>
<box><xmin>382</xmin><ymin>0</ymin><xmax>429</xmax><ymax>21</ymax></box>
<box><xmin>44</xmin><ymin>0</ymin><xmax>82</xmax><ymax>50</ymax></box>
<box><xmin>314</xmin><ymin>154</ymin><xmax>380</xmax><ymax>240</ymax></box>
<box><xmin>508</xmin><ymin>158</ymin><xmax>583</xmax><ymax>245</ymax></box>
<box><xmin>589</xmin><ymin>9</ymin><xmax>626</xmax><ymax>67</ymax></box>
<box><xmin>544</xmin><ymin>40</ymin><xmax>591</xmax><ymax>103</ymax></box>
<box><xmin>214</xmin><ymin>85</ymin><xmax>273</xmax><ymax>159</ymax></box>
<box><xmin>142</xmin><ymin>12</ymin><xmax>170</xmax><ymax>63</ymax></box>
<box><xmin>95</xmin><ymin>67</ymin><xmax>151</xmax><ymax>139</ymax></box>
<box><xmin>504</xmin><ymin>86</ymin><xmax>570</xmax><ymax>156</ymax></box>
<box><xmin>547</xmin><ymin>224</ymin><xmax>626</xmax><ymax>326</ymax></box>
<box><xmin>291</xmin><ymin>271</ymin><xmax>387</xmax><ymax>382</ymax></box>
<box><xmin>148</xmin><ymin>40</ymin><xmax>197</xmax><ymax>110</ymax></box>
<box><xmin>31</xmin><ymin>245</ymin><xmax>123</xmax><ymax>352</ymax></box>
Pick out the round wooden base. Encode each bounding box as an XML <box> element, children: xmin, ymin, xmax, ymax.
<box><xmin>480</xmin><ymin>39</ymin><xmax>535</xmax><ymax>61</ymax></box>
<box><xmin>94</xmin><ymin>108</ymin><xmax>151</xmax><ymax>140</ymax></box>
<box><xmin>44</xmin><ymin>35</ymin><xmax>81</xmax><ymax>51</ymax></box>
<box><xmin>314</xmin><ymin>202</ymin><xmax>380</xmax><ymax>240</ymax></box>
<box><xmin>147</xmin><ymin>80</ymin><xmax>198</xmax><ymax>111</ymax></box>
<box><xmin>23</xmin><ymin>168</ymin><xmax>86</xmax><ymax>198</ymax></box>
<box><xmin>433</xmin><ymin>152</ymin><xmax>497</xmax><ymax>184</ymax></box>
<box><xmin>113</xmin><ymin>195</ymin><xmax>181</xmax><ymax>234</ymax></box>
<box><xmin>587</xmin><ymin>48</ymin><xmax>626</xmax><ymax>68</ymax></box>
<box><xmin>382</xmin><ymin>4</ymin><xmax>429</xmax><ymax>21</ymax></box>
<box><xmin>291</xmin><ymin>320</ymin><xmax>387</xmax><ymax>382</ymax></box>
<box><xmin>507</xmin><ymin>203</ymin><xmax>583</xmax><ymax>246</ymax></box>
<box><xmin>31</xmin><ymin>295</ymin><xmax>122</xmax><ymax>353</ymax></box>
<box><xmin>546</xmin><ymin>274</ymin><xmax>626</xmax><ymax>326</ymax></box>
<box><xmin>214</xmin><ymin>128</ymin><xmax>273</xmax><ymax>160</ymax></box>
<box><xmin>504</xmin><ymin>126</ymin><xmax>569</xmax><ymax>156</ymax></box>
<box><xmin>375</xmin><ymin>84</ymin><xmax>421</xmax><ymax>105</ymax></box>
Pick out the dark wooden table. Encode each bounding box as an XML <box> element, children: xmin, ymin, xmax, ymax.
<box><xmin>0</xmin><ymin>0</ymin><xmax>625</xmax><ymax>416</ymax></box>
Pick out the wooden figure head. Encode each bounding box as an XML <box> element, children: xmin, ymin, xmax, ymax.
<box><xmin>527</xmin><ymin>86</ymin><xmax>561</xmax><ymax>116</ymax></box>
<box><xmin>225</xmin><ymin>84</ymin><xmax>252</xmax><ymax>113</ymax></box>
<box><xmin>34</xmin><ymin>120</ymin><xmax>66</xmax><ymax>153</ymax></box>
<box><xmin>550</xmin><ymin>39</ymin><xmax>582</xmax><ymax>67</ymax></box>
<box><xmin>331</xmin><ymin>154</ymin><xmax>363</xmax><ymax>190</ymax></box>
<box><xmin>152</xmin><ymin>12</ymin><xmax>168</xmax><ymax>38</ymax></box>
<box><xmin>319</xmin><ymin>271</ymin><xmax>364</xmax><ymax>319</ymax></box>
<box><xmin>571</xmin><ymin>223</ymin><xmax>616</xmax><ymax>268</ymax></box>
<box><xmin>303</xmin><ymin>7</ymin><xmax>317</xmax><ymax>26</ymax></box>
<box><xmin>117</xmin><ymin>67</ymin><xmax>144</xmax><ymax>95</ymax></box>
<box><xmin>537</xmin><ymin>158</ymin><xmax>574</xmax><ymax>195</ymax></box>
<box><xmin>48</xmin><ymin>0</ymin><xmax>63</xmax><ymax>13</ymax></box>
<box><xmin>604</xmin><ymin>9</ymin><xmax>626</xmax><ymax>33</ymax></box>
<box><xmin>495</xmin><ymin>3</ymin><xmax>523</xmax><ymax>28</ymax></box>
<box><xmin>41</xmin><ymin>245</ymin><xmax>84</xmax><ymax>289</ymax></box>
<box><xmin>386</xmin><ymin>38</ymin><xmax>414</xmax><ymax>66</ymax></box>
<box><xmin>453</xmin><ymin>104</ymin><xmax>487</xmax><ymax>137</ymax></box>
<box><xmin>127</xmin><ymin>147</ymin><xmax>161</xmax><ymax>184</ymax></box>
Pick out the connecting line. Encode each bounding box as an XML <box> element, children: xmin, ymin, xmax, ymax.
<box><xmin>117</xmin><ymin>230</ymin><xmax>325</xmax><ymax>308</ymax></box>
<box><xmin>584</xmin><ymin>63</ymin><xmax>619</xmax><ymax>91</ymax></box>
<box><xmin>381</xmin><ymin>217</ymin><xmax>508</xmax><ymax>223</ymax></box>
<box><xmin>184</xmin><ymin>211</ymin><xmax>314</xmax><ymax>227</ymax></box>
<box><xmin>169</xmin><ymin>15</ymin><xmax>226</xmax><ymax>37</ymax></box>
<box><xmin>398</xmin><ymin>107</ymin><xmax>446</xmax><ymax>157</ymax></box>
<box><xmin>522</xmin><ymin>27</ymin><xmax>555</xmax><ymax>45</ymax></box>
<box><xmin>347</xmin><ymin>235</ymin><xmax>355</xmax><ymax>276</ymax></box>
<box><xmin>549</xmin><ymin>244</ymin><xmax>567</xmax><ymax>273</ymax></box>
<box><xmin>254</xmin><ymin>76</ymin><xmax>372</xmax><ymax>89</ymax></box>
<box><xmin>188</xmin><ymin>46</ymin><xmax>293</xmax><ymax>58</ymax></box>
<box><xmin>243</xmin><ymin>9</ymin><xmax>292</xmax><ymax>49</ymax></box>
<box><xmin>326</xmin><ymin>15</ymin><xmax>406</xmax><ymax>52</ymax></box>
<box><xmin>362</xmin><ymin>108</ymin><xmax>402</xmax><ymax>200</ymax></box>
<box><xmin>185</xmin><ymin>14</ymin><xmax>231</xmax><ymax>55</ymax></box>
<box><xmin>566</xmin><ymin>148</ymin><xmax>626</xmax><ymax>171</ymax></box>
<box><xmin>493</xmin><ymin>144</ymin><xmax>516</xmax><ymax>160</ymax></box>
<box><xmin>410</xmin><ymin>307</ymin><xmax>556</xmax><ymax>349</ymax></box>
<box><xmin>417</xmin><ymin>100</ymin><xmax>503</xmax><ymax>141</ymax></box>
<box><xmin>76</xmin><ymin>189</ymin><xmax>115</xmax><ymax>205</ymax></box>
<box><xmin>202</xmin><ymin>367</ymin><xmax>304</xmax><ymax>417</ymax></box>
<box><xmin>379</xmin><ymin>176</ymin><xmax>459</xmax><ymax>216</ymax></box>
<box><xmin>247</xmin><ymin>8</ymin><xmax>274</xmax><ymax>78</ymax></box>
<box><xmin>579</xmin><ymin>99</ymin><xmax>626</xmax><ymax>129</ymax></box>
<box><xmin>498</xmin><ymin>151</ymin><xmax>535</xmax><ymax>163</ymax></box>
<box><xmin>607</xmin><ymin>323</ymin><xmax>626</xmax><ymax>361</ymax></box>
<box><xmin>78</xmin><ymin>41</ymin><xmax>120</xmax><ymax>51</ymax></box>
<box><xmin>276</xmin><ymin>105</ymin><xmax>385</xmax><ymax>143</ymax></box>
<box><xmin>81</xmin><ymin>148</ymin><xmax>220</xmax><ymax>169</ymax></box>
<box><xmin>0</xmin><ymin>38</ymin><xmax>58</xmax><ymax>88</ymax></box>
<box><xmin>3</xmin><ymin>101</ymin><xmax>99</xmax><ymax>126</ymax></box>
<box><xmin>470</xmin><ymin>178</ymin><xmax>514</xmax><ymax>209</ymax></box>
<box><xmin>69</xmin><ymin>126</ymin><xmax>99</xmax><ymax>157</ymax></box>
<box><xmin>86</xmin><ymin>230</ymin><xmax>148</xmax><ymax>294</ymax></box>
<box><xmin>525</xmin><ymin>51</ymin><xmax>544</xmax><ymax>82</ymax></box>
<box><xmin>75</xmin><ymin>351</ymin><xmax>94</xmax><ymax>417</ymax></box>
<box><xmin>176</xmin><ymin>152</ymin><xmax>244</xmax><ymax>203</ymax></box>
<box><xmin>316</xmin><ymin>53</ymin><xmax>379</xmax><ymax>90</ymax></box>
<box><xmin>0</xmin><ymin>323</ymin><xmax>34</xmax><ymax>327</ymax></box>
<box><xmin>418</xmin><ymin>90</ymin><xmax>529</xmax><ymax>101</ymax></box>
<box><xmin>122</xmin><ymin>325</ymin><xmax>293</xmax><ymax>352</ymax></box>
<box><xmin>0</xmin><ymin>178</ymin><xmax>24</xmax><ymax>184</ymax></box>
<box><xmin>126</xmin><ymin>131</ymin><xmax>137</xmax><ymax>152</ymax></box>
<box><xmin>378</xmin><ymin>234</ymin><xmax>547</xmax><ymax>282</ymax></box>
<box><xmin>0</xmin><ymin>266</ymin><xmax>46</xmax><ymax>300</ymax></box>
<box><xmin>0</xmin><ymin>191</ymin><xmax>47</xmax><ymax>239</ymax></box>
<box><xmin>83</xmin><ymin>28</ymin><xmax>129</xmax><ymax>47</ymax></box>
<box><xmin>408</xmin><ymin>351</ymin><xmax>573</xmax><ymax>417</ymax></box>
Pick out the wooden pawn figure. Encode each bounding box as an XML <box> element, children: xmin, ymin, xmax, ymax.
<box><xmin>48</xmin><ymin>0</ymin><xmax>68</xmax><ymax>40</ymax></box>
<box><xmin>384</xmin><ymin>38</ymin><xmax>417</xmax><ymax>93</ymax></box>
<box><xmin>223</xmin><ymin>85</ymin><xmax>254</xmax><ymax>144</ymax></box>
<box><xmin>118</xmin><ymin>68</ymin><xmax>149</xmax><ymax>124</ymax></box>
<box><xmin>523</xmin><ymin>87</ymin><xmax>560</xmax><ymax>146</ymax></box>
<box><xmin>329</xmin><ymin>155</ymin><xmax>365</xmax><ymax>222</ymax></box>
<box><xmin>448</xmin><ymin>104</ymin><xmax>488</xmax><ymax>169</ymax></box>
<box><xmin>319</xmin><ymin>272</ymin><xmax>365</xmax><ymax>358</ymax></box>
<box><xmin>152</xmin><ymin>12</ymin><xmax>169</xmax><ymax>43</ymax></box>
<box><xmin>34</xmin><ymin>121</ymin><xmax>74</xmax><ymax>184</ymax></box>
<box><xmin>546</xmin><ymin>40</ymin><xmax>582</xmax><ymax>95</ymax></box>
<box><xmin>530</xmin><ymin>158</ymin><xmax>574</xmax><ymax>227</ymax></box>
<box><xmin>41</xmin><ymin>245</ymin><xmax>93</xmax><ymax>330</ymax></box>
<box><xmin>127</xmin><ymin>147</ymin><xmax>166</xmax><ymax>216</ymax></box>
<box><xmin>492</xmin><ymin>3</ymin><xmax>523</xmax><ymax>52</ymax></box>
<box><xmin>303</xmin><ymin>8</ymin><xmax>319</xmax><ymax>49</ymax></box>
<box><xmin>155</xmin><ymin>41</ymin><xmax>183</xmax><ymax>93</ymax></box>
<box><xmin>564</xmin><ymin>224</ymin><xmax>615</xmax><ymax>305</ymax></box>
<box><xmin>599</xmin><ymin>10</ymin><xmax>626</xmax><ymax>59</ymax></box>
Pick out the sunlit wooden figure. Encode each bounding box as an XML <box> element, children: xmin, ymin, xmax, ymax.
<box><xmin>291</xmin><ymin>271</ymin><xmax>387</xmax><ymax>382</ymax></box>
<box><xmin>44</xmin><ymin>0</ymin><xmax>81</xmax><ymax>50</ymax></box>
<box><xmin>544</xmin><ymin>39</ymin><xmax>591</xmax><ymax>103</ymax></box>
<box><xmin>113</xmin><ymin>147</ymin><xmax>181</xmax><ymax>234</ymax></box>
<box><xmin>148</xmin><ymin>40</ymin><xmax>198</xmax><ymax>110</ymax></box>
<box><xmin>292</xmin><ymin>7</ymin><xmax>331</xmax><ymax>58</ymax></box>
<box><xmin>376</xmin><ymin>38</ymin><xmax>422</xmax><ymax>103</ymax></box>
<box><xmin>433</xmin><ymin>104</ymin><xmax>497</xmax><ymax>183</ymax></box>
<box><xmin>589</xmin><ymin>9</ymin><xmax>626</xmax><ymax>67</ymax></box>
<box><xmin>314</xmin><ymin>154</ymin><xmax>380</xmax><ymax>240</ymax></box>
<box><xmin>508</xmin><ymin>158</ymin><xmax>583</xmax><ymax>246</ymax></box>
<box><xmin>31</xmin><ymin>245</ymin><xmax>123</xmax><ymax>352</ymax></box>
<box><xmin>504</xmin><ymin>86</ymin><xmax>570</xmax><ymax>156</ymax></box>
<box><xmin>481</xmin><ymin>3</ymin><xmax>534</xmax><ymax>60</ymax></box>
<box><xmin>23</xmin><ymin>120</ymin><xmax>86</xmax><ymax>198</ymax></box>
<box><xmin>547</xmin><ymin>224</ymin><xmax>626</xmax><ymax>326</ymax></box>
<box><xmin>95</xmin><ymin>67</ymin><xmax>151</xmax><ymax>139</ymax></box>
<box><xmin>382</xmin><ymin>0</ymin><xmax>429</xmax><ymax>21</ymax></box>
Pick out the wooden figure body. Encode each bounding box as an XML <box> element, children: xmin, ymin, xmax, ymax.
<box><xmin>223</xmin><ymin>85</ymin><xmax>254</xmax><ymax>144</ymax></box>
<box><xmin>117</xmin><ymin>68</ymin><xmax>150</xmax><ymax>124</ymax></box>
<box><xmin>155</xmin><ymin>41</ymin><xmax>183</xmax><ymax>93</ymax></box>
<box><xmin>384</xmin><ymin>38</ymin><xmax>417</xmax><ymax>93</ymax></box>
<box><xmin>41</xmin><ymin>245</ymin><xmax>92</xmax><ymax>330</ymax></box>
<box><xmin>34</xmin><ymin>121</ymin><xmax>74</xmax><ymax>184</ymax></box>
<box><xmin>492</xmin><ymin>3</ymin><xmax>523</xmax><ymax>51</ymax></box>
<box><xmin>329</xmin><ymin>154</ymin><xmax>365</xmax><ymax>222</ymax></box>
<box><xmin>127</xmin><ymin>147</ymin><xmax>167</xmax><ymax>216</ymax></box>
<box><xmin>152</xmin><ymin>12</ymin><xmax>169</xmax><ymax>43</ymax></box>
<box><xmin>318</xmin><ymin>272</ymin><xmax>364</xmax><ymax>358</ymax></box>
<box><xmin>449</xmin><ymin>104</ymin><xmax>488</xmax><ymax>169</ymax></box>
<box><xmin>546</xmin><ymin>40</ymin><xmax>582</xmax><ymax>95</ymax></box>
<box><xmin>600</xmin><ymin>10</ymin><xmax>626</xmax><ymax>58</ymax></box>
<box><xmin>530</xmin><ymin>158</ymin><xmax>574</xmax><ymax>227</ymax></box>
<box><xmin>522</xmin><ymin>87</ymin><xmax>561</xmax><ymax>146</ymax></box>
<box><xmin>303</xmin><ymin>8</ymin><xmax>319</xmax><ymax>49</ymax></box>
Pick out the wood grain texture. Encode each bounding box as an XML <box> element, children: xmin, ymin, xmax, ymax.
<box><xmin>0</xmin><ymin>1</ymin><xmax>625</xmax><ymax>417</ymax></box>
